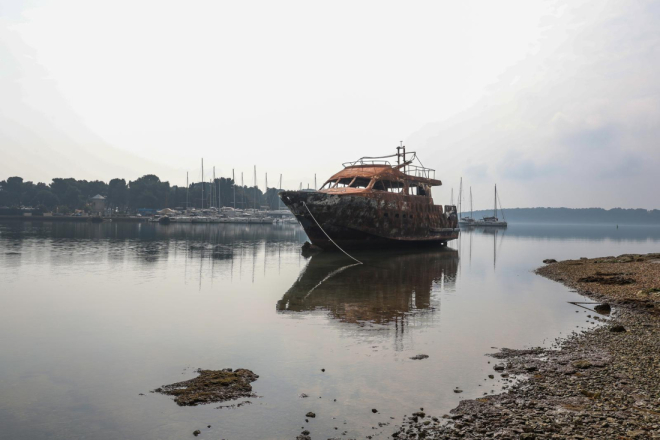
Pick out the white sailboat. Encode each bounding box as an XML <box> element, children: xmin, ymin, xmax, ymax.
<box><xmin>459</xmin><ymin>184</ymin><xmax>507</xmax><ymax>227</ymax></box>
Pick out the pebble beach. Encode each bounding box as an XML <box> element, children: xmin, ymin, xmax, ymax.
<box><xmin>390</xmin><ymin>253</ymin><xmax>660</xmax><ymax>439</ymax></box>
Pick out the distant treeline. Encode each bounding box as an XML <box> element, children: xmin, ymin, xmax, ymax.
<box><xmin>467</xmin><ymin>208</ymin><xmax>660</xmax><ymax>225</ymax></box>
<box><xmin>0</xmin><ymin>175</ymin><xmax>282</xmax><ymax>213</ymax></box>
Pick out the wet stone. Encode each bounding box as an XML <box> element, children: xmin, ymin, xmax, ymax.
<box><xmin>410</xmin><ymin>354</ymin><xmax>429</xmax><ymax>360</ymax></box>
<box><xmin>153</xmin><ymin>368</ymin><xmax>258</xmax><ymax>406</ymax></box>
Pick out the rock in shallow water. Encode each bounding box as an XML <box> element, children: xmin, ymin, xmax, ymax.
<box><xmin>153</xmin><ymin>368</ymin><xmax>258</xmax><ymax>406</ymax></box>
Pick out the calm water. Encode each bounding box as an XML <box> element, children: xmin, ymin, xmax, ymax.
<box><xmin>1</xmin><ymin>221</ymin><xmax>659</xmax><ymax>440</ymax></box>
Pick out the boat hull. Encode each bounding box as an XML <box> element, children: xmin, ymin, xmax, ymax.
<box><xmin>459</xmin><ymin>220</ymin><xmax>507</xmax><ymax>227</ymax></box>
<box><xmin>279</xmin><ymin>191</ymin><xmax>459</xmax><ymax>250</ymax></box>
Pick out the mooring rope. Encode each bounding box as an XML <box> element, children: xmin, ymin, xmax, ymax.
<box><xmin>302</xmin><ymin>201</ymin><xmax>363</xmax><ymax>265</ymax></box>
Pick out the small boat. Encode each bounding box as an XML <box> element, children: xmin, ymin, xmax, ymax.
<box><xmin>279</xmin><ymin>146</ymin><xmax>459</xmax><ymax>250</ymax></box>
<box><xmin>463</xmin><ymin>184</ymin><xmax>507</xmax><ymax>227</ymax></box>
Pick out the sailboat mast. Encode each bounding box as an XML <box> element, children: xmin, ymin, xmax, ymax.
<box><xmin>186</xmin><ymin>172</ymin><xmax>189</xmax><ymax>211</ymax></box>
<box><xmin>459</xmin><ymin>177</ymin><xmax>462</xmax><ymax>217</ymax></box>
<box><xmin>233</xmin><ymin>169</ymin><xmax>236</xmax><ymax>209</ymax></box>
<box><xmin>253</xmin><ymin>166</ymin><xmax>257</xmax><ymax>210</ymax></box>
<box><xmin>470</xmin><ymin>186</ymin><xmax>473</xmax><ymax>218</ymax></box>
<box><xmin>201</xmin><ymin>159</ymin><xmax>204</xmax><ymax>210</ymax></box>
<box><xmin>494</xmin><ymin>184</ymin><xmax>497</xmax><ymax>218</ymax></box>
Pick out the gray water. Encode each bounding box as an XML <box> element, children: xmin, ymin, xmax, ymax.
<box><xmin>1</xmin><ymin>221</ymin><xmax>659</xmax><ymax>440</ymax></box>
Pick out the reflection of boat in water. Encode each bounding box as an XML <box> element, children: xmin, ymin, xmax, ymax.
<box><xmin>279</xmin><ymin>146</ymin><xmax>459</xmax><ymax>250</ymax></box>
<box><xmin>277</xmin><ymin>249</ymin><xmax>458</xmax><ymax>324</ymax></box>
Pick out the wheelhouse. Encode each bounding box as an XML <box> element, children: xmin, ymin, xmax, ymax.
<box><xmin>319</xmin><ymin>159</ymin><xmax>441</xmax><ymax>198</ymax></box>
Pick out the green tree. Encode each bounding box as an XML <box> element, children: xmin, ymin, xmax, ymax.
<box><xmin>107</xmin><ymin>178</ymin><xmax>128</xmax><ymax>210</ymax></box>
<box><xmin>33</xmin><ymin>190</ymin><xmax>59</xmax><ymax>210</ymax></box>
<box><xmin>129</xmin><ymin>175</ymin><xmax>170</xmax><ymax>209</ymax></box>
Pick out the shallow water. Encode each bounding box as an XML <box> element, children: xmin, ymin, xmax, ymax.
<box><xmin>1</xmin><ymin>221</ymin><xmax>659</xmax><ymax>440</ymax></box>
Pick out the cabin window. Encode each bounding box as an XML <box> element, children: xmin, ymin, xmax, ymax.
<box><xmin>320</xmin><ymin>180</ymin><xmax>336</xmax><ymax>190</ymax></box>
<box><xmin>387</xmin><ymin>181</ymin><xmax>404</xmax><ymax>194</ymax></box>
<box><xmin>334</xmin><ymin>178</ymin><xmax>354</xmax><ymax>188</ymax></box>
<box><xmin>373</xmin><ymin>180</ymin><xmax>387</xmax><ymax>191</ymax></box>
<box><xmin>409</xmin><ymin>185</ymin><xmax>427</xmax><ymax>196</ymax></box>
<box><xmin>372</xmin><ymin>180</ymin><xmax>403</xmax><ymax>193</ymax></box>
<box><xmin>350</xmin><ymin>177</ymin><xmax>371</xmax><ymax>188</ymax></box>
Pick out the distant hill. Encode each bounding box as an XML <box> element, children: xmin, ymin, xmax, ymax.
<box><xmin>463</xmin><ymin>208</ymin><xmax>660</xmax><ymax>225</ymax></box>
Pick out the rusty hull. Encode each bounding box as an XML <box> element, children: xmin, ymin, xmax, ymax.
<box><xmin>279</xmin><ymin>190</ymin><xmax>459</xmax><ymax>250</ymax></box>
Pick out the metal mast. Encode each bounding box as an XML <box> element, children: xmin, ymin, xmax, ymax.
<box><xmin>201</xmin><ymin>159</ymin><xmax>204</xmax><ymax>210</ymax></box>
<box><xmin>494</xmin><ymin>184</ymin><xmax>497</xmax><ymax>218</ymax></box>
<box><xmin>186</xmin><ymin>172</ymin><xmax>189</xmax><ymax>210</ymax></box>
<box><xmin>470</xmin><ymin>186</ymin><xmax>473</xmax><ymax>219</ymax></box>
<box><xmin>232</xmin><ymin>169</ymin><xmax>236</xmax><ymax>209</ymax></box>
<box><xmin>459</xmin><ymin>177</ymin><xmax>463</xmax><ymax>217</ymax></box>
<box><xmin>253</xmin><ymin>166</ymin><xmax>257</xmax><ymax>210</ymax></box>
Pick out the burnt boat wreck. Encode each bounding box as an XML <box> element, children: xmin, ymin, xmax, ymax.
<box><xmin>279</xmin><ymin>147</ymin><xmax>459</xmax><ymax>250</ymax></box>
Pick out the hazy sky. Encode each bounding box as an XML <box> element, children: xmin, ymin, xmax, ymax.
<box><xmin>1</xmin><ymin>0</ymin><xmax>658</xmax><ymax>209</ymax></box>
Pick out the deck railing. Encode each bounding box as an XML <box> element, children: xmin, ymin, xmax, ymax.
<box><xmin>343</xmin><ymin>152</ymin><xmax>436</xmax><ymax>180</ymax></box>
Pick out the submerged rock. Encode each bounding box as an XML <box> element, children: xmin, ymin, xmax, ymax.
<box><xmin>153</xmin><ymin>368</ymin><xmax>258</xmax><ymax>406</ymax></box>
<box><xmin>409</xmin><ymin>354</ymin><xmax>429</xmax><ymax>360</ymax></box>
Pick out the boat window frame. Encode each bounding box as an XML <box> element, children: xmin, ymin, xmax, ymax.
<box><xmin>320</xmin><ymin>180</ymin><xmax>337</xmax><ymax>190</ymax></box>
<box><xmin>349</xmin><ymin>177</ymin><xmax>372</xmax><ymax>189</ymax></box>
<box><xmin>333</xmin><ymin>177</ymin><xmax>355</xmax><ymax>189</ymax></box>
<box><xmin>372</xmin><ymin>179</ymin><xmax>405</xmax><ymax>193</ymax></box>
<box><xmin>408</xmin><ymin>183</ymin><xmax>429</xmax><ymax>197</ymax></box>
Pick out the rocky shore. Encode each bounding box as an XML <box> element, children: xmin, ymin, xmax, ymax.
<box><xmin>392</xmin><ymin>253</ymin><xmax>660</xmax><ymax>439</ymax></box>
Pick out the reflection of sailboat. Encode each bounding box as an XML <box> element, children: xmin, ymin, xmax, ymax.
<box><xmin>277</xmin><ymin>249</ymin><xmax>458</xmax><ymax>324</ymax></box>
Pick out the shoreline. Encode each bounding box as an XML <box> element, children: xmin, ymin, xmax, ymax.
<box><xmin>392</xmin><ymin>253</ymin><xmax>660</xmax><ymax>439</ymax></box>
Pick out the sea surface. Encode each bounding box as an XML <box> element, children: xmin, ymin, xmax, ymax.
<box><xmin>1</xmin><ymin>221</ymin><xmax>659</xmax><ymax>440</ymax></box>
